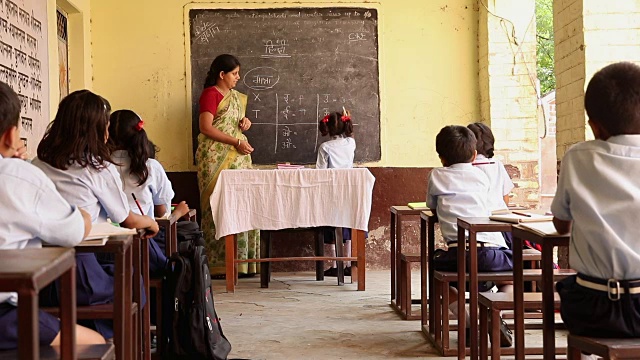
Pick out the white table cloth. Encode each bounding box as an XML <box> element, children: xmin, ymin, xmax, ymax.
<box><xmin>210</xmin><ymin>168</ymin><xmax>375</xmax><ymax>239</ymax></box>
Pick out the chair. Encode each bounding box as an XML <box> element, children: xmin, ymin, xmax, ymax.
<box><xmin>567</xmin><ymin>334</ymin><xmax>640</xmax><ymax>360</ymax></box>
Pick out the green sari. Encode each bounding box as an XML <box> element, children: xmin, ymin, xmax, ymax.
<box><xmin>196</xmin><ymin>89</ymin><xmax>260</xmax><ymax>276</ymax></box>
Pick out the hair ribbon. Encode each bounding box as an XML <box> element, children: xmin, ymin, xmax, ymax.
<box><xmin>135</xmin><ymin>120</ymin><xmax>144</xmax><ymax>131</ymax></box>
<box><xmin>321</xmin><ymin>115</ymin><xmax>329</xmax><ymax>123</ymax></box>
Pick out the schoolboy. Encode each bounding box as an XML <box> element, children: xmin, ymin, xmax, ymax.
<box><xmin>427</xmin><ymin>125</ymin><xmax>513</xmax><ymax>346</ymax></box>
<box><xmin>0</xmin><ymin>81</ymin><xmax>104</xmax><ymax>348</ymax></box>
<box><xmin>553</xmin><ymin>61</ymin><xmax>640</xmax><ymax>339</ymax></box>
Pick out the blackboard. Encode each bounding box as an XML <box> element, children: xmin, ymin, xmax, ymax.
<box><xmin>189</xmin><ymin>8</ymin><xmax>380</xmax><ymax>165</ymax></box>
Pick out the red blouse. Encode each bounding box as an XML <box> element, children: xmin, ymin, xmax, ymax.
<box><xmin>199</xmin><ymin>86</ymin><xmax>224</xmax><ymax>115</ymax></box>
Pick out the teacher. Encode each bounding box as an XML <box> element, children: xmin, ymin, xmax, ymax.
<box><xmin>196</xmin><ymin>54</ymin><xmax>260</xmax><ymax>277</ymax></box>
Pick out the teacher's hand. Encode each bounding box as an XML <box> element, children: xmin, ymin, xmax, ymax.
<box><xmin>236</xmin><ymin>140</ymin><xmax>254</xmax><ymax>155</ymax></box>
<box><xmin>239</xmin><ymin>117</ymin><xmax>252</xmax><ymax>131</ymax></box>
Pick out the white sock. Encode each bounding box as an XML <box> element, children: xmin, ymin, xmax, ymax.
<box><xmin>449</xmin><ymin>302</ymin><xmax>471</xmax><ymax>328</ymax></box>
<box><xmin>580</xmin><ymin>354</ymin><xmax>597</xmax><ymax>360</ymax></box>
<box><xmin>344</xmin><ymin>240</ymin><xmax>352</xmax><ymax>267</ymax></box>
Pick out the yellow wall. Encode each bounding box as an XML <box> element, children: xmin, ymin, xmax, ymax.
<box><xmin>89</xmin><ymin>0</ymin><xmax>480</xmax><ymax>171</ymax></box>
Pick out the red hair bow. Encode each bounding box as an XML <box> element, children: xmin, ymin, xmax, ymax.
<box><xmin>341</xmin><ymin>115</ymin><xmax>351</xmax><ymax>122</ymax></box>
<box><xmin>135</xmin><ymin>120</ymin><xmax>144</xmax><ymax>131</ymax></box>
<box><xmin>321</xmin><ymin>115</ymin><xmax>329</xmax><ymax>123</ymax></box>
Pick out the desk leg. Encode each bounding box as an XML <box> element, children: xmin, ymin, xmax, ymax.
<box><xmin>335</xmin><ymin>228</ymin><xmax>345</xmax><ymax>286</ymax></box>
<box><xmin>260</xmin><ymin>230</ymin><xmax>271</xmax><ymax>288</ymax></box>
<box><xmin>420</xmin><ymin>217</ymin><xmax>428</xmax><ymax>332</ymax></box>
<box><xmin>469</xmin><ymin>231</ymin><xmax>479</xmax><ymax>360</ymax></box>
<box><xmin>428</xmin><ymin>217</ymin><xmax>435</xmax><ymax>336</ymax></box>
<box><xmin>141</xmin><ymin>237</ymin><xmax>151</xmax><ymax>360</ymax></box>
<box><xmin>17</xmin><ymin>290</ymin><xmax>38</xmax><ymax>360</ymax></box>
<box><xmin>542</xmin><ymin>243</ymin><xmax>556</xmax><ymax>360</ymax></box>
<box><xmin>354</xmin><ymin>229</ymin><xmax>366</xmax><ymax>291</ymax></box>
<box><xmin>457</xmin><ymin>226</ymin><xmax>466</xmax><ymax>359</ymax></box>
<box><xmin>225</xmin><ymin>235</ymin><xmax>235</xmax><ymax>293</ymax></box>
<box><xmin>513</xmin><ymin>235</ymin><xmax>524</xmax><ymax>360</ymax></box>
<box><xmin>59</xmin><ymin>265</ymin><xmax>77</xmax><ymax>360</ymax></box>
<box><xmin>125</xmin><ymin>242</ymin><xmax>134</xmax><ymax>360</ymax></box>
<box><xmin>390</xmin><ymin>212</ymin><xmax>397</xmax><ymax>303</ymax></box>
<box><xmin>112</xmin><ymin>245</ymin><xmax>126</xmax><ymax>360</ymax></box>
<box><xmin>314</xmin><ymin>229</ymin><xmax>324</xmax><ymax>281</ymax></box>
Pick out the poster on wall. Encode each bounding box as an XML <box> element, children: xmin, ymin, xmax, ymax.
<box><xmin>0</xmin><ymin>0</ymin><xmax>49</xmax><ymax>157</ymax></box>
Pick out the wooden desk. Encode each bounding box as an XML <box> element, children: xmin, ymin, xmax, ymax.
<box><xmin>210</xmin><ymin>169</ymin><xmax>375</xmax><ymax>293</ymax></box>
<box><xmin>389</xmin><ymin>206</ymin><xmax>423</xmax><ymax>313</ymax></box>
<box><xmin>75</xmin><ymin>235</ymin><xmax>134</xmax><ymax>360</ymax></box>
<box><xmin>512</xmin><ymin>226</ymin><xmax>570</xmax><ymax>360</ymax></box>
<box><xmin>456</xmin><ymin>217</ymin><xmax>512</xmax><ymax>360</ymax></box>
<box><xmin>0</xmin><ymin>248</ymin><xmax>76</xmax><ymax>360</ymax></box>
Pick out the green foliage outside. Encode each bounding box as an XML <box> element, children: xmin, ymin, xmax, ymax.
<box><xmin>536</xmin><ymin>0</ymin><xmax>555</xmax><ymax>96</ymax></box>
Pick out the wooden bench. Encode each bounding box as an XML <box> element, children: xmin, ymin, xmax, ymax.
<box><xmin>567</xmin><ymin>335</ymin><xmax>640</xmax><ymax>360</ymax></box>
<box><xmin>0</xmin><ymin>344</ymin><xmax>115</xmax><ymax>360</ymax></box>
<box><xmin>430</xmin><ymin>268</ymin><xmax>576</xmax><ymax>356</ymax></box>
<box><xmin>478</xmin><ymin>292</ymin><xmax>562</xmax><ymax>359</ymax></box>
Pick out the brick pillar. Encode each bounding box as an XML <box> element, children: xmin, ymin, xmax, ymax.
<box><xmin>478</xmin><ymin>0</ymin><xmax>540</xmax><ymax>207</ymax></box>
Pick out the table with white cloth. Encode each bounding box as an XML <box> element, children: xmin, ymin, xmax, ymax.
<box><xmin>210</xmin><ymin>168</ymin><xmax>375</xmax><ymax>292</ymax></box>
<box><xmin>210</xmin><ymin>168</ymin><xmax>375</xmax><ymax>293</ymax></box>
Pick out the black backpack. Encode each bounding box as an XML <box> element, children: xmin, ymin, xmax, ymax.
<box><xmin>162</xmin><ymin>222</ymin><xmax>232</xmax><ymax>360</ymax></box>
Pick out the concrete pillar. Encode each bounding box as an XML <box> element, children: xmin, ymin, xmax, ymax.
<box><xmin>478</xmin><ymin>0</ymin><xmax>540</xmax><ymax>207</ymax></box>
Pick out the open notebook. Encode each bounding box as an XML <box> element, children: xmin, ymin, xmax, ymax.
<box><xmin>518</xmin><ymin>221</ymin><xmax>563</xmax><ymax>236</ymax></box>
<box><xmin>80</xmin><ymin>223</ymin><xmax>137</xmax><ymax>246</ymax></box>
<box><xmin>489</xmin><ymin>212</ymin><xmax>553</xmax><ymax>224</ymax></box>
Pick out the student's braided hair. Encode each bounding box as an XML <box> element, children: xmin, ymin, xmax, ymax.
<box><xmin>467</xmin><ymin>122</ymin><xmax>495</xmax><ymax>158</ymax></box>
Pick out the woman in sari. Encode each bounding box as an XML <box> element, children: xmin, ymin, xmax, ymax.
<box><xmin>196</xmin><ymin>54</ymin><xmax>259</xmax><ymax>277</ymax></box>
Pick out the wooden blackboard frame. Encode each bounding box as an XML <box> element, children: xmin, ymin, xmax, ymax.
<box><xmin>185</xmin><ymin>5</ymin><xmax>381</xmax><ymax>165</ymax></box>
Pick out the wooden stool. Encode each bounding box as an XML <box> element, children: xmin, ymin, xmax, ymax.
<box><xmin>478</xmin><ymin>292</ymin><xmax>561</xmax><ymax>359</ymax></box>
<box><xmin>399</xmin><ymin>252</ymin><xmax>421</xmax><ymax>320</ymax></box>
<box><xmin>430</xmin><ymin>268</ymin><xmax>575</xmax><ymax>356</ymax></box>
<box><xmin>567</xmin><ymin>334</ymin><xmax>640</xmax><ymax>360</ymax></box>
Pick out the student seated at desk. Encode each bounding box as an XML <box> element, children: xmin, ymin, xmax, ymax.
<box><xmin>108</xmin><ymin>109</ymin><xmax>190</xmax><ymax>275</ymax></box>
<box><xmin>32</xmin><ymin>90</ymin><xmax>159</xmax><ymax>340</ymax></box>
<box><xmin>552</xmin><ymin>62</ymin><xmax>640</xmax><ymax>357</ymax></box>
<box><xmin>427</xmin><ymin>125</ymin><xmax>513</xmax><ymax>347</ymax></box>
<box><xmin>0</xmin><ymin>81</ymin><xmax>105</xmax><ymax>349</ymax></box>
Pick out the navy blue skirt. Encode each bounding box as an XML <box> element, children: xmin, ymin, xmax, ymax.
<box><xmin>0</xmin><ymin>302</ymin><xmax>59</xmax><ymax>349</ymax></box>
<box><xmin>433</xmin><ymin>246</ymin><xmax>513</xmax><ymax>292</ymax></box>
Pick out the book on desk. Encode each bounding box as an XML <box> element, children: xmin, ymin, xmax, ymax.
<box><xmin>407</xmin><ymin>202</ymin><xmax>428</xmax><ymax>210</ymax></box>
<box><xmin>517</xmin><ymin>221</ymin><xmax>562</xmax><ymax>236</ymax></box>
<box><xmin>53</xmin><ymin>222</ymin><xmax>137</xmax><ymax>247</ymax></box>
<box><xmin>489</xmin><ymin>212</ymin><xmax>553</xmax><ymax>224</ymax></box>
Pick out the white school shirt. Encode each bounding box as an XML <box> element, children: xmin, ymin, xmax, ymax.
<box><xmin>0</xmin><ymin>155</ymin><xmax>85</xmax><ymax>305</ymax></box>
<box><xmin>316</xmin><ymin>135</ymin><xmax>356</xmax><ymax>169</ymax></box>
<box><xmin>551</xmin><ymin>135</ymin><xmax>640</xmax><ymax>280</ymax></box>
<box><xmin>426</xmin><ymin>163</ymin><xmax>507</xmax><ymax>247</ymax></box>
<box><xmin>473</xmin><ymin>154</ymin><xmax>514</xmax><ymax>211</ymax></box>
<box><xmin>31</xmin><ymin>158</ymin><xmax>131</xmax><ymax>224</ymax></box>
<box><xmin>111</xmin><ymin>150</ymin><xmax>174</xmax><ymax>219</ymax></box>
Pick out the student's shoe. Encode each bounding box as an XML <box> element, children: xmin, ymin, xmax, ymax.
<box><xmin>489</xmin><ymin>318</ymin><xmax>513</xmax><ymax>347</ymax></box>
<box><xmin>324</xmin><ymin>267</ymin><xmax>338</xmax><ymax>277</ymax></box>
<box><xmin>344</xmin><ymin>266</ymin><xmax>352</xmax><ymax>276</ymax></box>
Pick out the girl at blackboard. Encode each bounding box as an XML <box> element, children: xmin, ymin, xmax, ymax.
<box><xmin>195</xmin><ymin>54</ymin><xmax>259</xmax><ymax>277</ymax></box>
<box><xmin>316</xmin><ymin>108</ymin><xmax>356</xmax><ymax>276</ymax></box>
<box><xmin>32</xmin><ymin>90</ymin><xmax>159</xmax><ymax>340</ymax></box>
